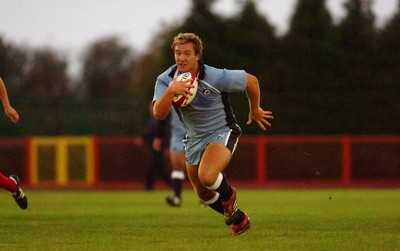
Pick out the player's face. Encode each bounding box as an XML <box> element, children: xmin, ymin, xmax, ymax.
<box><xmin>174</xmin><ymin>43</ymin><xmax>199</xmax><ymax>74</ymax></box>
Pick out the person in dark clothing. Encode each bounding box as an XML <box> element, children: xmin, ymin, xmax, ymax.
<box><xmin>142</xmin><ymin>108</ymin><xmax>172</xmax><ymax>191</ymax></box>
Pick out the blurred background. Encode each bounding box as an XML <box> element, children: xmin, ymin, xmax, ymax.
<box><xmin>0</xmin><ymin>0</ymin><xmax>399</xmax><ymax>187</ymax></box>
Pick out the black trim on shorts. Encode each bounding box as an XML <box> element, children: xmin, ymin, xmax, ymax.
<box><xmin>226</xmin><ymin>128</ymin><xmax>241</xmax><ymax>153</ymax></box>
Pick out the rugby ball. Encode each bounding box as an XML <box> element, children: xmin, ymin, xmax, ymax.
<box><xmin>172</xmin><ymin>72</ymin><xmax>198</xmax><ymax>108</ymax></box>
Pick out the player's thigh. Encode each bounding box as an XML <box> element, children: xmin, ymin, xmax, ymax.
<box><xmin>198</xmin><ymin>142</ymin><xmax>231</xmax><ymax>186</ymax></box>
<box><xmin>186</xmin><ymin>164</ymin><xmax>200</xmax><ymax>187</ymax></box>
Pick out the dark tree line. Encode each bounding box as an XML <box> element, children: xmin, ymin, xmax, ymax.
<box><xmin>0</xmin><ymin>0</ymin><xmax>399</xmax><ymax>135</ymax></box>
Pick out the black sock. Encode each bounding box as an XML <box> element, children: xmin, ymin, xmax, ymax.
<box><xmin>208</xmin><ymin>196</ymin><xmax>224</xmax><ymax>215</ymax></box>
<box><xmin>172</xmin><ymin>178</ymin><xmax>183</xmax><ymax>199</ymax></box>
<box><xmin>214</xmin><ymin>173</ymin><xmax>232</xmax><ymax>201</ymax></box>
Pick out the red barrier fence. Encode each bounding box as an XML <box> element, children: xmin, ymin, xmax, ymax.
<box><xmin>0</xmin><ymin>135</ymin><xmax>399</xmax><ymax>188</ymax></box>
<box><xmin>230</xmin><ymin>135</ymin><xmax>400</xmax><ymax>187</ymax></box>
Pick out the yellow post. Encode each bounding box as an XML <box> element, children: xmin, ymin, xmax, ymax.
<box><xmin>29</xmin><ymin>138</ymin><xmax>39</xmax><ymax>185</ymax></box>
<box><xmin>56</xmin><ymin>138</ymin><xmax>68</xmax><ymax>185</ymax></box>
<box><xmin>85</xmin><ymin>138</ymin><xmax>95</xmax><ymax>185</ymax></box>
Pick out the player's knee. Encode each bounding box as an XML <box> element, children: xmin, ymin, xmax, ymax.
<box><xmin>198</xmin><ymin>172</ymin><xmax>216</xmax><ymax>187</ymax></box>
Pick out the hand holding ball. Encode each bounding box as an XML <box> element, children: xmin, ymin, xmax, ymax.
<box><xmin>172</xmin><ymin>72</ymin><xmax>198</xmax><ymax>108</ymax></box>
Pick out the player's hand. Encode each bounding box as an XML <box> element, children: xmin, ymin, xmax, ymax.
<box><xmin>170</xmin><ymin>78</ymin><xmax>194</xmax><ymax>100</ymax></box>
<box><xmin>5</xmin><ymin>106</ymin><xmax>19</xmax><ymax>124</ymax></box>
<box><xmin>247</xmin><ymin>107</ymin><xmax>273</xmax><ymax>131</ymax></box>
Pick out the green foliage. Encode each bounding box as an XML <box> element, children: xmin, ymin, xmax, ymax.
<box><xmin>0</xmin><ymin>189</ymin><xmax>399</xmax><ymax>250</ymax></box>
<box><xmin>271</xmin><ymin>0</ymin><xmax>342</xmax><ymax>134</ymax></box>
<box><xmin>81</xmin><ymin>36</ymin><xmax>135</xmax><ymax>97</ymax></box>
<box><xmin>18</xmin><ymin>48</ymin><xmax>69</xmax><ymax>97</ymax></box>
<box><xmin>0</xmin><ymin>96</ymin><xmax>145</xmax><ymax>136</ymax></box>
<box><xmin>0</xmin><ymin>37</ymin><xmax>28</xmax><ymax>91</ymax></box>
<box><xmin>227</xmin><ymin>1</ymin><xmax>277</xmax><ymax>77</ymax></box>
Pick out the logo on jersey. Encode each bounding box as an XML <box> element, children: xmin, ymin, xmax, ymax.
<box><xmin>203</xmin><ymin>89</ymin><xmax>211</xmax><ymax>96</ymax></box>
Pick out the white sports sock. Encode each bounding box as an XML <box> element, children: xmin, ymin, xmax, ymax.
<box><xmin>171</xmin><ymin>170</ymin><xmax>185</xmax><ymax>180</ymax></box>
<box><xmin>206</xmin><ymin>172</ymin><xmax>223</xmax><ymax>191</ymax></box>
<box><xmin>203</xmin><ymin>193</ymin><xmax>220</xmax><ymax>205</ymax></box>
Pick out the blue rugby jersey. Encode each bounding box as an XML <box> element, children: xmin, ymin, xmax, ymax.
<box><xmin>169</xmin><ymin>108</ymin><xmax>186</xmax><ymax>153</ymax></box>
<box><xmin>153</xmin><ymin>62</ymin><xmax>247</xmax><ymax>138</ymax></box>
<box><xmin>170</xmin><ymin>108</ymin><xmax>186</xmax><ymax>139</ymax></box>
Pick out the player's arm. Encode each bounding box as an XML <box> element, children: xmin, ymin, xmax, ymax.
<box><xmin>0</xmin><ymin>77</ymin><xmax>19</xmax><ymax>123</ymax></box>
<box><xmin>153</xmin><ymin>88</ymin><xmax>174</xmax><ymax>120</ymax></box>
<box><xmin>153</xmin><ymin>78</ymin><xmax>192</xmax><ymax>120</ymax></box>
<box><xmin>245</xmin><ymin>73</ymin><xmax>273</xmax><ymax>131</ymax></box>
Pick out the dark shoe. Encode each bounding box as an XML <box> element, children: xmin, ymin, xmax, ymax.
<box><xmin>231</xmin><ymin>212</ymin><xmax>250</xmax><ymax>235</ymax></box>
<box><xmin>9</xmin><ymin>175</ymin><xmax>28</xmax><ymax>210</ymax></box>
<box><xmin>221</xmin><ymin>186</ymin><xmax>238</xmax><ymax>225</ymax></box>
<box><xmin>166</xmin><ymin>196</ymin><xmax>181</xmax><ymax>207</ymax></box>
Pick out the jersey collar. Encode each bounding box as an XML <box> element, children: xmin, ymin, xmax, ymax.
<box><xmin>168</xmin><ymin>61</ymin><xmax>205</xmax><ymax>80</ymax></box>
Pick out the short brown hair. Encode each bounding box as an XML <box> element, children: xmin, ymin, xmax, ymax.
<box><xmin>171</xmin><ymin>33</ymin><xmax>203</xmax><ymax>58</ymax></box>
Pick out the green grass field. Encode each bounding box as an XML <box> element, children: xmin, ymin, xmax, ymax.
<box><xmin>0</xmin><ymin>189</ymin><xmax>399</xmax><ymax>251</ymax></box>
